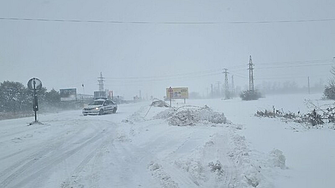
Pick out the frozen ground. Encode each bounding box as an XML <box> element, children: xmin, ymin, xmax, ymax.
<box><xmin>0</xmin><ymin>93</ymin><xmax>334</xmax><ymax>188</ymax></box>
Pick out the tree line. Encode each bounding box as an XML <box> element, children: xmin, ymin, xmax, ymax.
<box><xmin>324</xmin><ymin>67</ymin><xmax>335</xmax><ymax>100</ymax></box>
<box><xmin>0</xmin><ymin>80</ymin><xmax>60</xmax><ymax>114</ymax></box>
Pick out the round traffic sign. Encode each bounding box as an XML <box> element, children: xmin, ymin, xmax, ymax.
<box><xmin>27</xmin><ymin>78</ymin><xmax>42</xmax><ymax>90</ymax></box>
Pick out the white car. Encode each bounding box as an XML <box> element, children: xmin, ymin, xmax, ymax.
<box><xmin>82</xmin><ymin>99</ymin><xmax>117</xmax><ymax>116</ymax></box>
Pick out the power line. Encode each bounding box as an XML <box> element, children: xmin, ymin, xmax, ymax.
<box><xmin>227</xmin><ymin>58</ymin><xmax>333</xmax><ymax>72</ymax></box>
<box><xmin>257</xmin><ymin>58</ymin><xmax>332</xmax><ymax>66</ymax></box>
<box><xmin>65</xmin><ymin>58</ymin><xmax>333</xmax><ymax>87</ymax></box>
<box><xmin>101</xmin><ymin>59</ymin><xmax>331</xmax><ymax>84</ymax></box>
<box><xmin>229</xmin><ymin>72</ymin><xmax>248</xmax><ymax>79</ymax></box>
<box><xmin>105</xmin><ymin>69</ymin><xmax>222</xmax><ymax>81</ymax></box>
<box><xmin>257</xmin><ymin>63</ymin><xmax>333</xmax><ymax>70</ymax></box>
<box><xmin>1</xmin><ymin>17</ymin><xmax>335</xmax><ymax>25</ymax></box>
<box><xmin>255</xmin><ymin>73</ymin><xmax>330</xmax><ymax>81</ymax></box>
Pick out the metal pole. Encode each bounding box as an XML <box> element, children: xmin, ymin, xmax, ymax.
<box><xmin>34</xmin><ymin>108</ymin><xmax>37</xmax><ymax>122</ymax></box>
<box><xmin>248</xmin><ymin>56</ymin><xmax>254</xmax><ymax>91</ymax></box>
<box><xmin>223</xmin><ymin>69</ymin><xmax>229</xmax><ymax>99</ymax></box>
<box><xmin>33</xmin><ymin>79</ymin><xmax>37</xmax><ymax>122</ymax></box>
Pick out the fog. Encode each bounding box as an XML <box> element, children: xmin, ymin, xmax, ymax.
<box><xmin>1</xmin><ymin>0</ymin><xmax>334</xmax><ymax>99</ymax></box>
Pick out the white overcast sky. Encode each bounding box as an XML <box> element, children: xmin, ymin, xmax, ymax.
<box><xmin>0</xmin><ymin>0</ymin><xmax>335</xmax><ymax>99</ymax></box>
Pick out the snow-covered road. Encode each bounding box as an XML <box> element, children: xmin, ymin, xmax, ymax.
<box><xmin>1</xmin><ymin>93</ymin><xmax>334</xmax><ymax>188</ymax></box>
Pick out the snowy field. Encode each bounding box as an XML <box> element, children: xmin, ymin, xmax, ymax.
<box><xmin>0</xmin><ymin>93</ymin><xmax>334</xmax><ymax>188</ymax></box>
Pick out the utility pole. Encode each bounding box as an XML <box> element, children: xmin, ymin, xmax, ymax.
<box><xmin>98</xmin><ymin>72</ymin><xmax>105</xmax><ymax>92</ymax></box>
<box><xmin>206</xmin><ymin>87</ymin><xmax>209</xmax><ymax>98</ymax></box>
<box><xmin>231</xmin><ymin>75</ymin><xmax>235</xmax><ymax>97</ymax></box>
<box><xmin>82</xmin><ymin>84</ymin><xmax>85</xmax><ymax>95</ymax></box>
<box><xmin>308</xmin><ymin>77</ymin><xmax>311</xmax><ymax>94</ymax></box>
<box><xmin>211</xmin><ymin>84</ymin><xmax>213</xmax><ymax>98</ymax></box>
<box><xmin>248</xmin><ymin>55</ymin><xmax>255</xmax><ymax>91</ymax></box>
<box><xmin>82</xmin><ymin>84</ymin><xmax>85</xmax><ymax>101</ymax></box>
<box><xmin>223</xmin><ymin>68</ymin><xmax>229</xmax><ymax>99</ymax></box>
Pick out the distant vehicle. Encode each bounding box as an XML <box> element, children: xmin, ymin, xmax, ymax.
<box><xmin>82</xmin><ymin>99</ymin><xmax>117</xmax><ymax>116</ymax></box>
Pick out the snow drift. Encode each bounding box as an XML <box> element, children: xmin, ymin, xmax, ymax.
<box><xmin>154</xmin><ymin>105</ymin><xmax>228</xmax><ymax>126</ymax></box>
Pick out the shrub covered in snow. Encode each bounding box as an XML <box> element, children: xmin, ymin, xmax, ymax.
<box><xmin>208</xmin><ymin>160</ymin><xmax>224</xmax><ymax>175</ymax></box>
<box><xmin>324</xmin><ymin>81</ymin><xmax>335</xmax><ymax>100</ymax></box>
<box><xmin>256</xmin><ymin>107</ymin><xmax>327</xmax><ymax>127</ymax></box>
<box><xmin>240</xmin><ymin>90</ymin><xmax>262</xmax><ymax>101</ymax></box>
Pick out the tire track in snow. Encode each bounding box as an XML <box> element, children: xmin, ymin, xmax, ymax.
<box><xmin>133</xmin><ymin>128</ymin><xmax>201</xmax><ymax>188</ymax></box>
<box><xmin>7</xmin><ymin>129</ymin><xmax>108</xmax><ymax>188</ymax></box>
<box><xmin>61</xmin><ymin>128</ymin><xmax>115</xmax><ymax>188</ymax></box>
<box><xmin>0</xmin><ymin>124</ymin><xmax>89</xmax><ymax>184</ymax></box>
<box><xmin>107</xmin><ymin>141</ymin><xmax>148</xmax><ymax>187</ymax></box>
<box><xmin>205</xmin><ymin>130</ymin><xmax>240</xmax><ymax>188</ymax></box>
<box><xmin>222</xmin><ymin>134</ymin><xmax>239</xmax><ymax>188</ymax></box>
<box><xmin>0</xmin><ymin>124</ymin><xmax>109</xmax><ymax>188</ymax></box>
<box><xmin>0</xmin><ymin>125</ymin><xmax>86</xmax><ymax>161</ymax></box>
<box><xmin>159</xmin><ymin>161</ymin><xmax>200</xmax><ymax>188</ymax></box>
<box><xmin>158</xmin><ymin>130</ymin><xmax>200</xmax><ymax>188</ymax></box>
<box><xmin>0</xmin><ymin>125</ymin><xmax>46</xmax><ymax>142</ymax></box>
<box><xmin>159</xmin><ymin>127</ymin><xmax>241</xmax><ymax>188</ymax></box>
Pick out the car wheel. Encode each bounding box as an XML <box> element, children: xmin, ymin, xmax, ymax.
<box><xmin>113</xmin><ymin>107</ymin><xmax>117</xmax><ymax>113</ymax></box>
<box><xmin>99</xmin><ymin>109</ymin><xmax>104</xmax><ymax>115</ymax></box>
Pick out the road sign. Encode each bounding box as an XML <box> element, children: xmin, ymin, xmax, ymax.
<box><xmin>166</xmin><ymin>87</ymin><xmax>188</xmax><ymax>99</ymax></box>
<box><xmin>168</xmin><ymin>87</ymin><xmax>173</xmax><ymax>97</ymax></box>
<box><xmin>168</xmin><ymin>87</ymin><xmax>173</xmax><ymax>107</ymax></box>
<box><xmin>27</xmin><ymin>78</ymin><xmax>42</xmax><ymax>90</ymax></box>
<box><xmin>27</xmin><ymin>78</ymin><xmax>43</xmax><ymax>123</ymax></box>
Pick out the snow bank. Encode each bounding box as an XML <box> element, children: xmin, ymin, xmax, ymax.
<box><xmin>269</xmin><ymin>149</ymin><xmax>287</xmax><ymax>169</ymax></box>
<box><xmin>170</xmin><ymin>132</ymin><xmax>278</xmax><ymax>188</ymax></box>
<box><xmin>150</xmin><ymin>99</ymin><xmax>169</xmax><ymax>107</ymax></box>
<box><xmin>154</xmin><ymin>105</ymin><xmax>228</xmax><ymax>126</ymax></box>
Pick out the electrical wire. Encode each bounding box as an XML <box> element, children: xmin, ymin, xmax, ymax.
<box><xmin>98</xmin><ymin>58</ymin><xmax>333</xmax><ymax>84</ymax></box>
<box><xmin>104</xmin><ymin>68</ymin><xmax>222</xmax><ymax>81</ymax></box>
<box><xmin>1</xmin><ymin>17</ymin><xmax>335</xmax><ymax>25</ymax></box>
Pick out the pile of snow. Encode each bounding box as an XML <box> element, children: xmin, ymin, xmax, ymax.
<box><xmin>150</xmin><ymin>99</ymin><xmax>169</xmax><ymax>107</ymax></box>
<box><xmin>170</xmin><ymin>132</ymin><xmax>277</xmax><ymax>188</ymax></box>
<box><xmin>122</xmin><ymin>106</ymin><xmax>148</xmax><ymax>124</ymax></box>
<box><xmin>268</xmin><ymin>149</ymin><xmax>287</xmax><ymax>169</ymax></box>
<box><xmin>154</xmin><ymin>105</ymin><xmax>228</xmax><ymax>126</ymax></box>
<box><xmin>148</xmin><ymin>162</ymin><xmax>178</xmax><ymax>188</ymax></box>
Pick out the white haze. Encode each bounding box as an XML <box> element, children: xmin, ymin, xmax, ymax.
<box><xmin>0</xmin><ymin>0</ymin><xmax>335</xmax><ymax>99</ymax></box>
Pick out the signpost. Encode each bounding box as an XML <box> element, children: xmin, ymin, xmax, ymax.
<box><xmin>27</xmin><ymin>78</ymin><xmax>42</xmax><ymax>124</ymax></box>
<box><xmin>60</xmin><ymin>88</ymin><xmax>77</xmax><ymax>101</ymax></box>
<box><xmin>168</xmin><ymin>87</ymin><xmax>173</xmax><ymax>107</ymax></box>
<box><xmin>166</xmin><ymin>87</ymin><xmax>189</xmax><ymax>106</ymax></box>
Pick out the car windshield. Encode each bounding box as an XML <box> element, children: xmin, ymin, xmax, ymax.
<box><xmin>89</xmin><ymin>101</ymin><xmax>104</xmax><ymax>105</ymax></box>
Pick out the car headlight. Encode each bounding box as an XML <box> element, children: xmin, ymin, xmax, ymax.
<box><xmin>95</xmin><ymin>107</ymin><xmax>99</xmax><ymax>110</ymax></box>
